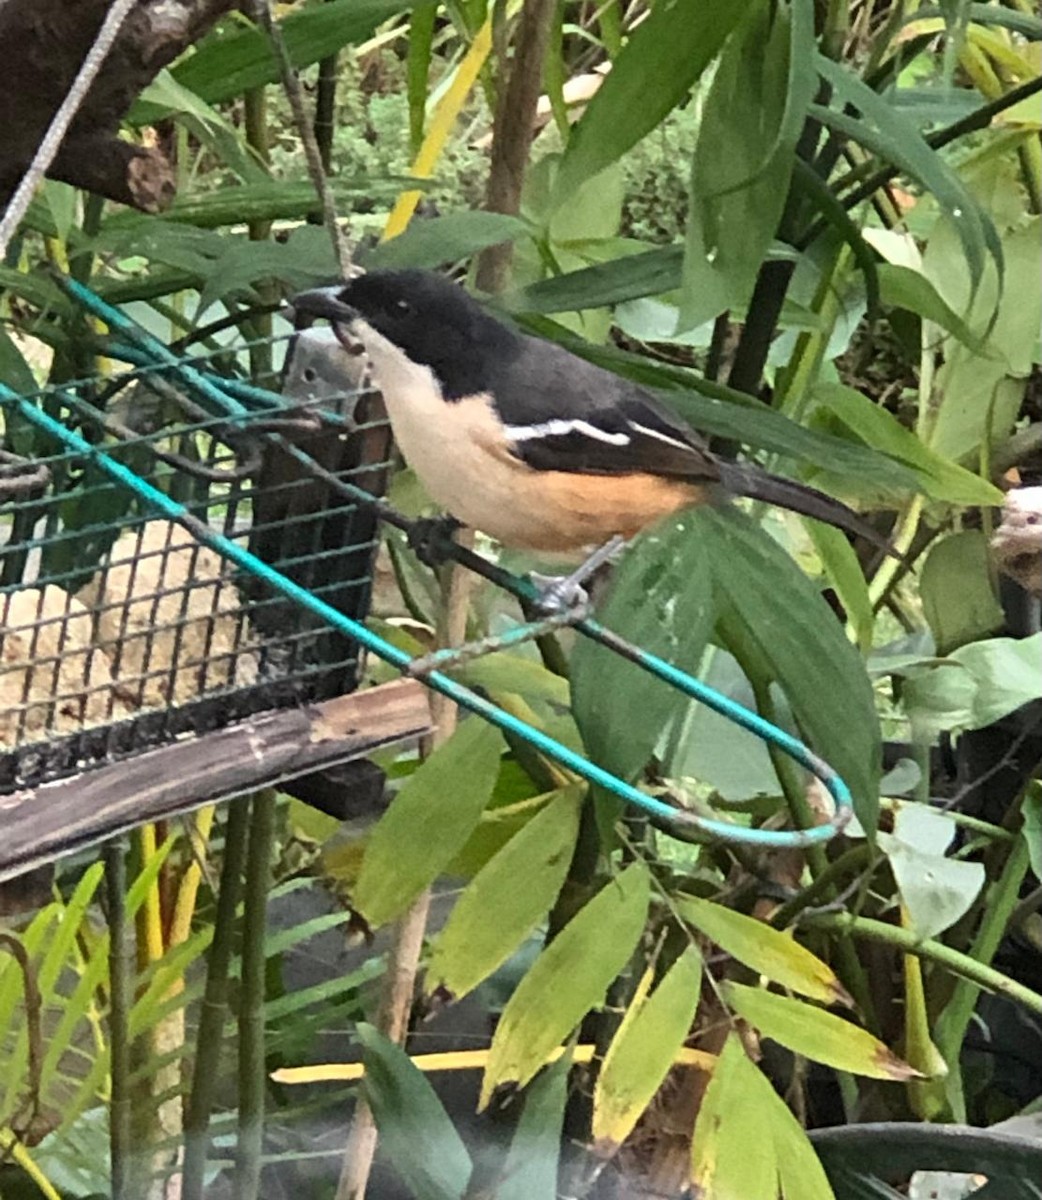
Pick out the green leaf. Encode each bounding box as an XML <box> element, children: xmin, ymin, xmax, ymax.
<box><xmin>506</xmin><ymin>245</ymin><xmax>683</xmax><ymax>314</ymax></box>
<box><xmin>920</xmin><ymin>531</ymin><xmax>1005</xmax><ymax>654</ymax></box>
<box><xmin>365</xmin><ymin>212</ymin><xmax>531</xmax><ymax>270</ymax></box>
<box><xmin>173</xmin><ymin>0</ymin><xmax>412</xmax><ymax>105</ymax></box>
<box><xmin>592</xmin><ymin>946</ymin><xmax>703</xmax><ymax>1152</ymax></box>
<box><xmin>103</xmin><ymin>180</ymin><xmax>408</xmax><ymax>233</ymax></box>
<box><xmin>693</xmin><ymin>1035</ymin><xmax>835</xmax><ymax>1198</ymax></box>
<box><xmin>815</xmin><ymin>56</ymin><xmax>1003</xmax><ymax>292</ymax></box>
<box><xmin>878</xmin><ymin>803</ymin><xmax>985</xmax><ymax>940</ymax></box>
<box><xmin>428</xmin><ymin>787</ymin><xmax>583</xmax><ymax>998</ymax></box>
<box><xmin>705</xmin><ymin>507</ymin><xmax>881</xmax><ymax>831</ymax></box>
<box><xmin>769</xmin><ymin>1072</ymin><xmax>837</xmax><ymax>1200</ymax></box>
<box><xmin>878</xmin><ymin>263</ymin><xmax>988</xmax><ymax>353</ymax></box>
<box><xmin>904</xmin><ymin>633</ymin><xmax>1042</xmax><ymax>736</ymax></box>
<box><xmin>1024</xmin><ymin>783</ymin><xmax>1042</xmax><ymax>884</ymax></box>
<box><xmin>406</xmin><ymin>3</ymin><xmax>438</xmax><ymax>155</ymax></box>
<box><xmin>358</xmin><ymin>1023</ymin><xmax>472</xmax><ymax>1200</ymax></box>
<box><xmin>681</xmin><ymin>1</ymin><xmax>815</xmax><ymax>328</ymax></box>
<box><xmin>723</xmin><ymin>983</ymin><xmax>919</xmax><ymax>1080</ymax></box>
<box><xmin>553</xmin><ymin>0</ymin><xmax>748</xmax><ymax>203</ymax></box>
<box><xmin>481</xmin><ymin>861</ymin><xmax>650</xmax><ymax>1106</ymax></box>
<box><xmin>678</xmin><ymin>895</ymin><xmax>848</xmax><ymax>1005</ymax></box>
<box><xmin>691</xmin><ymin>1035</ymin><xmax>780</xmax><ymax>1200</ymax></box>
<box><xmin>807</xmin><ymin>523</ymin><xmax>874</xmax><ymax>652</ymax></box>
<box><xmin>571</xmin><ymin>514</ymin><xmax>715</xmax><ymax>781</ymax></box>
<box><xmin>497</xmin><ymin>1055</ymin><xmax>570</xmax><ymax>1200</ymax></box>
<box><xmin>0</xmin><ymin>327</ymin><xmax>39</xmax><ymax>393</ymax></box>
<box><xmin>354</xmin><ymin>719</ymin><xmax>503</xmax><ymax>927</ymax></box>
<box><xmin>813</xmin><ymin>383</ymin><xmax>1003</xmax><ymax>506</ymax></box>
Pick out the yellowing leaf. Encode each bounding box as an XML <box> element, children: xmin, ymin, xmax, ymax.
<box><xmin>692</xmin><ymin>1034</ymin><xmax>835</xmax><ymax>1200</ymax></box>
<box><xmin>691</xmin><ymin>1035</ymin><xmax>778</xmax><ymax>1200</ymax></box>
<box><xmin>723</xmin><ymin>982</ymin><xmax>920</xmax><ymax>1081</ymax></box>
<box><xmin>480</xmin><ymin>861</ymin><xmax>650</xmax><ymax>1108</ymax></box>
<box><xmin>354</xmin><ymin>719</ymin><xmax>502</xmax><ymax>927</ymax></box>
<box><xmin>428</xmin><ymin>787</ymin><xmax>583</xmax><ymax>998</ymax></box>
<box><xmin>678</xmin><ymin>895</ymin><xmax>850</xmax><ymax>1006</ymax></box>
<box><xmin>593</xmin><ymin>945</ymin><xmax>703</xmax><ymax>1153</ymax></box>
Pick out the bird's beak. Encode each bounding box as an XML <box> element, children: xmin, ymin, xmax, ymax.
<box><xmin>287</xmin><ymin>287</ymin><xmax>368</xmax><ymax>356</ymax></box>
<box><xmin>286</xmin><ymin>286</ymin><xmax>358</xmax><ymax>326</ymax></box>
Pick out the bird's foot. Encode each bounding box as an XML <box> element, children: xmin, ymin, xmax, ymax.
<box><xmin>528</xmin><ymin>535</ymin><xmax>626</xmax><ymax>614</ymax></box>
<box><xmin>406</xmin><ymin>515</ymin><xmax>463</xmax><ymax>568</ymax></box>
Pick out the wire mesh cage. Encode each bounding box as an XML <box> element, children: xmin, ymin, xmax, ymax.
<box><xmin>0</xmin><ymin>330</ymin><xmax>392</xmax><ymax>794</ymax></box>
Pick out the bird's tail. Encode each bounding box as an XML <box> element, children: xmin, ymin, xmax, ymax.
<box><xmin>719</xmin><ymin>461</ymin><xmax>895</xmax><ymax>556</ymax></box>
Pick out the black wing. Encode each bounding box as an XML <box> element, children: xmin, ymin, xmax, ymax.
<box><xmin>489</xmin><ymin>337</ymin><xmax>721</xmax><ymax>482</ymax></box>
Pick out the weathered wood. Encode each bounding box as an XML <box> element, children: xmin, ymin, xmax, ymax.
<box><xmin>0</xmin><ymin>0</ymin><xmax>234</xmax><ymax>210</ymax></box>
<box><xmin>0</xmin><ymin>679</ymin><xmax>432</xmax><ymax>881</ymax></box>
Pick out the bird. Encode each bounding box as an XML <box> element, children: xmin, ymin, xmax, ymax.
<box><xmin>290</xmin><ymin>269</ymin><xmax>888</xmax><ymax>599</ymax></box>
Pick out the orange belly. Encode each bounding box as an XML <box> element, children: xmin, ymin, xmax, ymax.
<box><xmin>472</xmin><ymin>469</ymin><xmax>705</xmax><ymax>552</ymax></box>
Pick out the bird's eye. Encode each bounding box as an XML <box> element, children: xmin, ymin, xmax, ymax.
<box><xmin>394</xmin><ymin>298</ymin><xmax>411</xmax><ymax>314</ymax></box>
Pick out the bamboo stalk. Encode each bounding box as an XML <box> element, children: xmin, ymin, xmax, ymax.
<box><xmin>182</xmin><ymin>797</ymin><xmax>251</xmax><ymax>1200</ymax></box>
<box><xmin>105</xmin><ymin>838</ymin><xmax>132</xmax><ymax>1200</ymax></box>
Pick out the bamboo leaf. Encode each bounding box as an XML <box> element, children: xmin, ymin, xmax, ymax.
<box><xmin>481</xmin><ymin>861</ymin><xmax>650</xmax><ymax>1106</ymax></box>
<box><xmin>678</xmin><ymin>895</ymin><xmax>848</xmax><ymax>1005</ymax></box>
<box><xmin>691</xmin><ymin>1035</ymin><xmax>779</xmax><ymax>1200</ymax></box>
<box><xmin>364</xmin><ymin>212</ymin><xmax>530</xmax><ymax>270</ymax></box>
<box><xmin>813</xmin><ymin>383</ymin><xmax>1003</xmax><ymax>507</ymax></box>
<box><xmin>496</xmin><ymin>1054</ymin><xmax>571</xmax><ymax>1200</ymax></box>
<box><xmin>681</xmin><ymin>0</ymin><xmax>815</xmax><ymax>328</ymax></box>
<box><xmin>553</xmin><ymin>0</ymin><xmax>748</xmax><ymax>203</ymax></box>
<box><xmin>428</xmin><ymin>787</ymin><xmax>582</xmax><ymax>998</ymax></box>
<box><xmin>878</xmin><ymin>263</ymin><xmax>988</xmax><ymax>352</ymax></box>
<box><xmin>358</xmin><ymin>1022</ymin><xmax>472</xmax><ymax>1200</ymax></box>
<box><xmin>572</xmin><ymin>514</ymin><xmax>715</xmax><ymax>781</ymax></box>
<box><xmin>815</xmin><ymin>56</ymin><xmax>1003</xmax><ymax>292</ymax></box>
<box><xmin>173</xmin><ymin>0</ymin><xmax>412</xmax><ymax>105</ymax></box>
<box><xmin>592</xmin><ymin>946</ymin><xmax>703</xmax><ymax>1152</ymax></box>
<box><xmin>723</xmin><ymin>983</ymin><xmax>920</xmax><ymax>1080</ymax></box>
<box><xmin>355</xmin><ymin>719</ymin><xmax>503</xmax><ymax>927</ymax></box>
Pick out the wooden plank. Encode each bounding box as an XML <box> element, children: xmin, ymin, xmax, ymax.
<box><xmin>0</xmin><ymin>679</ymin><xmax>432</xmax><ymax>881</ymax></box>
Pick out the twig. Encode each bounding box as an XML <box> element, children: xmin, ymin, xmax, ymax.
<box><xmin>335</xmin><ymin>535</ymin><xmax>475</xmax><ymax>1200</ymax></box>
<box><xmin>475</xmin><ymin>0</ymin><xmax>558</xmax><ymax>293</ymax></box>
<box><xmin>248</xmin><ymin>0</ymin><xmax>350</xmax><ymax>275</ymax></box>
<box><xmin>0</xmin><ymin>0</ymin><xmax>139</xmax><ymax>259</ymax></box>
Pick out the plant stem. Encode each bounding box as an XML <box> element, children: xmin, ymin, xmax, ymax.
<box><xmin>335</xmin><ymin>537</ymin><xmax>473</xmax><ymax>1200</ymax></box>
<box><xmin>234</xmin><ymin>790</ymin><xmax>278</xmax><ymax>1200</ymax></box>
<box><xmin>803</xmin><ymin>906</ymin><xmax>1042</xmax><ymax>1017</ymax></box>
<box><xmin>476</xmin><ymin>0</ymin><xmax>558</xmax><ymax>293</ymax></box>
<box><xmin>769</xmin><ymin>844</ymin><xmax>875</xmax><ymax>928</ymax></box>
<box><xmin>243</xmin><ymin>84</ymin><xmax>274</xmax><ymax>385</ymax></box>
<box><xmin>182</xmin><ymin>798</ymin><xmax>251</xmax><ymax>1200</ymax></box>
<box><xmin>934</xmin><ymin>833</ymin><xmax>1032</xmax><ymax>1075</ymax></box>
<box><xmin>105</xmin><ymin>838</ymin><xmax>132</xmax><ymax>1200</ymax></box>
<box><xmin>748</xmin><ymin>674</ymin><xmax>877</xmax><ymax>1028</ymax></box>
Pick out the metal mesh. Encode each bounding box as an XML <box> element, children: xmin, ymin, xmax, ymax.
<box><xmin>0</xmin><ymin>332</ymin><xmax>391</xmax><ymax>792</ymax></box>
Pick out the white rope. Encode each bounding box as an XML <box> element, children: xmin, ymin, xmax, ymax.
<box><xmin>0</xmin><ymin>0</ymin><xmax>140</xmax><ymax>261</ymax></box>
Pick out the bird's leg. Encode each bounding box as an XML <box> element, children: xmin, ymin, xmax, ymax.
<box><xmin>528</xmin><ymin>535</ymin><xmax>626</xmax><ymax>614</ymax></box>
<box><xmin>406</xmin><ymin>515</ymin><xmax>463</xmax><ymax>568</ymax></box>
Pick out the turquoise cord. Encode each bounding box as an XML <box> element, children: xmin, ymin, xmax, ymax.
<box><xmin>2</xmin><ymin>275</ymin><xmax>859</xmax><ymax>847</ymax></box>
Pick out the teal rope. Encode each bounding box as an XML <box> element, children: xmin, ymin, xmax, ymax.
<box><xmin>2</xmin><ymin>276</ymin><xmax>858</xmax><ymax>847</ymax></box>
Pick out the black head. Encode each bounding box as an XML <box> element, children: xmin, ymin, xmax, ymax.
<box><xmin>291</xmin><ymin>269</ymin><xmax>517</xmax><ymax>400</ymax></box>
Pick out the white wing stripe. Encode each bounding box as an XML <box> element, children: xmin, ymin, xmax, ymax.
<box><xmin>503</xmin><ymin>418</ymin><xmax>631</xmax><ymax>447</ymax></box>
<box><xmin>629</xmin><ymin>422</ymin><xmax>692</xmax><ymax>451</ymax></box>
